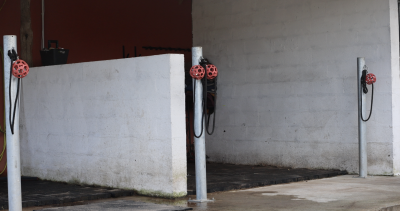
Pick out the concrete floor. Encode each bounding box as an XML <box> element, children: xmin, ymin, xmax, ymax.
<box><xmin>187</xmin><ymin>163</ymin><xmax>347</xmax><ymax>194</ymax></box>
<box><xmin>0</xmin><ymin>163</ymin><xmax>346</xmax><ymax>209</ymax></box>
<box><xmin>14</xmin><ymin>175</ymin><xmax>400</xmax><ymax>211</ymax></box>
<box><xmin>34</xmin><ymin>200</ymin><xmax>191</xmax><ymax>211</ymax></box>
<box><xmin>191</xmin><ymin>175</ymin><xmax>400</xmax><ymax>211</ymax></box>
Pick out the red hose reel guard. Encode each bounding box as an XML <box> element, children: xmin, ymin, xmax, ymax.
<box><xmin>12</xmin><ymin>59</ymin><xmax>29</xmax><ymax>78</ymax></box>
<box><xmin>190</xmin><ymin>65</ymin><xmax>205</xmax><ymax>80</ymax></box>
<box><xmin>366</xmin><ymin>73</ymin><xmax>376</xmax><ymax>85</ymax></box>
<box><xmin>206</xmin><ymin>64</ymin><xmax>218</xmax><ymax>80</ymax></box>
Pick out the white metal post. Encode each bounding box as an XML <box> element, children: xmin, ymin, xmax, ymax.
<box><xmin>189</xmin><ymin>47</ymin><xmax>212</xmax><ymax>202</ymax></box>
<box><xmin>3</xmin><ymin>35</ymin><xmax>23</xmax><ymax>211</ymax></box>
<box><xmin>41</xmin><ymin>0</ymin><xmax>45</xmax><ymax>49</ymax></box>
<box><xmin>357</xmin><ymin>57</ymin><xmax>367</xmax><ymax>178</ymax></box>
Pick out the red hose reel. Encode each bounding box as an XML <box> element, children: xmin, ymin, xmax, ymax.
<box><xmin>12</xmin><ymin>59</ymin><xmax>29</xmax><ymax>78</ymax></box>
<box><xmin>206</xmin><ymin>64</ymin><xmax>218</xmax><ymax>80</ymax></box>
<box><xmin>190</xmin><ymin>65</ymin><xmax>205</xmax><ymax>80</ymax></box>
<box><xmin>190</xmin><ymin>64</ymin><xmax>218</xmax><ymax>80</ymax></box>
<box><xmin>366</xmin><ymin>73</ymin><xmax>376</xmax><ymax>85</ymax></box>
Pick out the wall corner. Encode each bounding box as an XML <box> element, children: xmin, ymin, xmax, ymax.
<box><xmin>389</xmin><ymin>0</ymin><xmax>400</xmax><ymax>175</ymax></box>
<box><xmin>169</xmin><ymin>54</ymin><xmax>187</xmax><ymax>195</ymax></box>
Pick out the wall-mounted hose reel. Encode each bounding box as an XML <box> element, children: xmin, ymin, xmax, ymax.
<box><xmin>205</xmin><ymin>64</ymin><xmax>217</xmax><ymax>80</ymax></box>
<box><xmin>190</xmin><ymin>58</ymin><xmax>218</xmax><ymax>138</ymax></box>
<box><xmin>365</xmin><ymin>73</ymin><xmax>376</xmax><ymax>85</ymax></box>
<box><xmin>8</xmin><ymin>49</ymin><xmax>29</xmax><ymax>134</ymax></box>
<box><xmin>12</xmin><ymin>59</ymin><xmax>29</xmax><ymax>78</ymax></box>
<box><xmin>360</xmin><ymin>66</ymin><xmax>376</xmax><ymax>122</ymax></box>
<box><xmin>190</xmin><ymin>65</ymin><xmax>205</xmax><ymax>80</ymax></box>
<box><xmin>190</xmin><ymin>63</ymin><xmax>218</xmax><ymax>80</ymax></box>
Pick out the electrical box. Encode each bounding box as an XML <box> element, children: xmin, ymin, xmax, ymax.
<box><xmin>40</xmin><ymin>40</ymin><xmax>69</xmax><ymax>66</ymax></box>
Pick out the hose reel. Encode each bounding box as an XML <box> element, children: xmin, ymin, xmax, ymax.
<box><xmin>360</xmin><ymin>67</ymin><xmax>376</xmax><ymax>122</ymax></box>
<box><xmin>190</xmin><ymin>58</ymin><xmax>218</xmax><ymax>137</ymax></box>
<box><xmin>12</xmin><ymin>59</ymin><xmax>29</xmax><ymax>78</ymax></box>
<box><xmin>8</xmin><ymin>49</ymin><xmax>29</xmax><ymax>134</ymax></box>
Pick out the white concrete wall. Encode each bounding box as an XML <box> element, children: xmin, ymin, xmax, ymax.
<box><xmin>390</xmin><ymin>0</ymin><xmax>400</xmax><ymax>175</ymax></box>
<box><xmin>193</xmin><ymin>0</ymin><xmax>399</xmax><ymax>175</ymax></box>
<box><xmin>19</xmin><ymin>54</ymin><xmax>187</xmax><ymax>197</ymax></box>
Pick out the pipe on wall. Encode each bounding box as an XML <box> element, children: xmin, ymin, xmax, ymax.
<box><xmin>41</xmin><ymin>0</ymin><xmax>44</xmax><ymax>49</ymax></box>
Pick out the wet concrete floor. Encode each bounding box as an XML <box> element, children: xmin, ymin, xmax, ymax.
<box><xmin>187</xmin><ymin>162</ymin><xmax>347</xmax><ymax>194</ymax></box>
<box><xmin>12</xmin><ymin>175</ymin><xmax>400</xmax><ymax>211</ymax></box>
<box><xmin>0</xmin><ymin>163</ymin><xmax>346</xmax><ymax>210</ymax></box>
<box><xmin>34</xmin><ymin>200</ymin><xmax>191</xmax><ymax>211</ymax></box>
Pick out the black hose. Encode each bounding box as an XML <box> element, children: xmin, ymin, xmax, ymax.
<box><xmin>206</xmin><ymin>77</ymin><xmax>217</xmax><ymax>135</ymax></box>
<box><xmin>193</xmin><ymin>58</ymin><xmax>218</xmax><ymax>137</ymax></box>
<box><xmin>203</xmin><ymin>63</ymin><xmax>208</xmax><ymax>135</ymax></box>
<box><xmin>7</xmin><ymin>49</ymin><xmax>20</xmax><ymax>134</ymax></box>
<box><xmin>361</xmin><ymin>70</ymin><xmax>368</xmax><ymax>94</ymax></box>
<box><xmin>361</xmin><ymin>83</ymin><xmax>373</xmax><ymax>122</ymax></box>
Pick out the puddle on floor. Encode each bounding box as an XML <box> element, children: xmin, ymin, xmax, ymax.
<box><xmin>12</xmin><ymin>189</ymin><xmax>398</xmax><ymax>211</ymax></box>
<box><xmin>16</xmin><ymin>192</ymin><xmax>303</xmax><ymax>211</ymax></box>
<box><xmin>379</xmin><ymin>205</ymin><xmax>400</xmax><ymax>211</ymax></box>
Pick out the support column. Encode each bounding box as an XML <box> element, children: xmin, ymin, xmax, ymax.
<box><xmin>4</xmin><ymin>35</ymin><xmax>22</xmax><ymax>211</ymax></box>
<box><xmin>190</xmin><ymin>47</ymin><xmax>212</xmax><ymax>202</ymax></box>
<box><xmin>357</xmin><ymin>57</ymin><xmax>367</xmax><ymax>178</ymax></box>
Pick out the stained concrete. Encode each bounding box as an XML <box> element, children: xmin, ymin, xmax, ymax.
<box><xmin>33</xmin><ymin>200</ymin><xmax>191</xmax><ymax>211</ymax></box>
<box><xmin>15</xmin><ymin>175</ymin><xmax>400</xmax><ymax>211</ymax></box>
<box><xmin>0</xmin><ymin>178</ymin><xmax>135</xmax><ymax>210</ymax></box>
<box><xmin>187</xmin><ymin>163</ymin><xmax>347</xmax><ymax>194</ymax></box>
<box><xmin>0</xmin><ymin>163</ymin><xmax>346</xmax><ymax>210</ymax></box>
<box><xmin>187</xmin><ymin>175</ymin><xmax>400</xmax><ymax>211</ymax></box>
<box><xmin>2</xmin><ymin>175</ymin><xmax>400</xmax><ymax>211</ymax></box>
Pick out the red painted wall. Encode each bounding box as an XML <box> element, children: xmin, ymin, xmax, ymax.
<box><xmin>1</xmin><ymin>0</ymin><xmax>192</xmax><ymax>65</ymax></box>
<box><xmin>0</xmin><ymin>0</ymin><xmax>192</xmax><ymax>176</ymax></box>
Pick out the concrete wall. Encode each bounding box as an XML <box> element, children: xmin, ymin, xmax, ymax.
<box><xmin>193</xmin><ymin>0</ymin><xmax>400</xmax><ymax>175</ymax></box>
<box><xmin>390</xmin><ymin>0</ymin><xmax>400</xmax><ymax>175</ymax></box>
<box><xmin>19</xmin><ymin>54</ymin><xmax>187</xmax><ymax>197</ymax></box>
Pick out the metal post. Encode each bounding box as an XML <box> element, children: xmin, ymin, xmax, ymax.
<box><xmin>357</xmin><ymin>57</ymin><xmax>367</xmax><ymax>178</ymax></box>
<box><xmin>41</xmin><ymin>0</ymin><xmax>45</xmax><ymax>49</ymax></box>
<box><xmin>4</xmin><ymin>35</ymin><xmax>23</xmax><ymax>211</ymax></box>
<box><xmin>188</xmin><ymin>47</ymin><xmax>213</xmax><ymax>203</ymax></box>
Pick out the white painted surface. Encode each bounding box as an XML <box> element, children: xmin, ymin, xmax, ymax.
<box><xmin>4</xmin><ymin>35</ymin><xmax>23</xmax><ymax>211</ymax></box>
<box><xmin>389</xmin><ymin>0</ymin><xmax>400</xmax><ymax>175</ymax></box>
<box><xmin>19</xmin><ymin>54</ymin><xmax>187</xmax><ymax>197</ymax></box>
<box><xmin>193</xmin><ymin>0</ymin><xmax>399</xmax><ymax>174</ymax></box>
<box><xmin>357</xmin><ymin>58</ymin><xmax>367</xmax><ymax>178</ymax></box>
<box><xmin>192</xmin><ymin>47</ymin><xmax>209</xmax><ymax>201</ymax></box>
